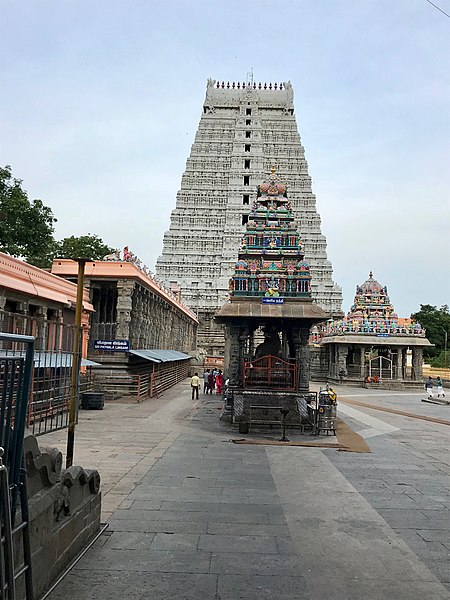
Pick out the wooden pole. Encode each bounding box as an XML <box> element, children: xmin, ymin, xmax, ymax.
<box><xmin>66</xmin><ymin>259</ymin><xmax>86</xmax><ymax>469</ymax></box>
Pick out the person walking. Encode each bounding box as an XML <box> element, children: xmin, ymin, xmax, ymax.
<box><xmin>191</xmin><ymin>372</ymin><xmax>200</xmax><ymax>400</ymax></box>
<box><xmin>215</xmin><ymin>370</ymin><xmax>224</xmax><ymax>394</ymax></box>
<box><xmin>436</xmin><ymin>376</ymin><xmax>445</xmax><ymax>398</ymax></box>
<box><xmin>425</xmin><ymin>376</ymin><xmax>433</xmax><ymax>398</ymax></box>
<box><xmin>203</xmin><ymin>369</ymin><xmax>210</xmax><ymax>394</ymax></box>
<box><xmin>207</xmin><ymin>370</ymin><xmax>215</xmax><ymax>394</ymax></box>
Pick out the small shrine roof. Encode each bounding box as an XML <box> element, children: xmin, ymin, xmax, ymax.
<box><xmin>215</xmin><ymin>299</ymin><xmax>329</xmax><ymax>323</ymax></box>
<box><xmin>360</xmin><ymin>271</ymin><xmax>383</xmax><ymax>294</ymax></box>
<box><xmin>128</xmin><ymin>349</ymin><xmax>191</xmax><ymax>363</ymax></box>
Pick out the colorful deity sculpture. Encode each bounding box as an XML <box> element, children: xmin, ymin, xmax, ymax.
<box><xmin>326</xmin><ymin>272</ymin><xmax>424</xmax><ymax>336</ymax></box>
<box><xmin>229</xmin><ymin>168</ymin><xmax>312</xmax><ymax>299</ymax></box>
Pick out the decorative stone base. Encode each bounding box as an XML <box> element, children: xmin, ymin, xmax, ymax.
<box><xmin>232</xmin><ymin>390</ymin><xmax>315</xmax><ymax>427</ymax></box>
<box><xmin>20</xmin><ymin>434</ymin><xmax>101</xmax><ymax>600</ymax></box>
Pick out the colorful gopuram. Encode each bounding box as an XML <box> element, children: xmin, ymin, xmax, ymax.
<box><xmin>319</xmin><ymin>272</ymin><xmax>432</xmax><ymax>386</ymax></box>
<box><xmin>229</xmin><ymin>167</ymin><xmax>312</xmax><ymax>300</ymax></box>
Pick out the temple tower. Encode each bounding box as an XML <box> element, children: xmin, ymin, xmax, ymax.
<box><xmin>156</xmin><ymin>79</ymin><xmax>342</xmax><ymax>354</ymax></box>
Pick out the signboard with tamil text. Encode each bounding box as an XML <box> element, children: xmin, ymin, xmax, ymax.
<box><xmin>94</xmin><ymin>340</ymin><xmax>130</xmax><ymax>352</ymax></box>
<box><xmin>262</xmin><ymin>297</ymin><xmax>284</xmax><ymax>305</ymax></box>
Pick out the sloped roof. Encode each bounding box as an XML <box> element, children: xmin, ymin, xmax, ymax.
<box><xmin>0</xmin><ymin>351</ymin><xmax>100</xmax><ymax>368</ymax></box>
<box><xmin>128</xmin><ymin>349</ymin><xmax>191</xmax><ymax>363</ymax></box>
<box><xmin>215</xmin><ymin>300</ymin><xmax>329</xmax><ymax>322</ymax></box>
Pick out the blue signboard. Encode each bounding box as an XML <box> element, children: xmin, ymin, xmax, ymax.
<box><xmin>262</xmin><ymin>297</ymin><xmax>284</xmax><ymax>305</ymax></box>
<box><xmin>94</xmin><ymin>340</ymin><xmax>130</xmax><ymax>352</ymax></box>
<box><xmin>376</xmin><ymin>333</ymin><xmax>389</xmax><ymax>338</ymax></box>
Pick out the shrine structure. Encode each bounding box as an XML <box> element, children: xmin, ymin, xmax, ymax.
<box><xmin>318</xmin><ymin>272</ymin><xmax>432</xmax><ymax>386</ymax></box>
<box><xmin>215</xmin><ymin>170</ymin><xmax>329</xmax><ymax>426</ymax></box>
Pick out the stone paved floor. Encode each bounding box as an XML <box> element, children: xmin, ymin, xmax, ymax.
<box><xmin>42</xmin><ymin>383</ymin><xmax>450</xmax><ymax>599</ymax></box>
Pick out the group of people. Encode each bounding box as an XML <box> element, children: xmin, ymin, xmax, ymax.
<box><xmin>190</xmin><ymin>368</ymin><xmax>224</xmax><ymax>400</ymax></box>
<box><xmin>425</xmin><ymin>376</ymin><xmax>445</xmax><ymax>398</ymax></box>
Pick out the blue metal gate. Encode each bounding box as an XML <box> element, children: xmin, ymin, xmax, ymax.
<box><xmin>0</xmin><ymin>332</ymin><xmax>34</xmax><ymax>599</ymax></box>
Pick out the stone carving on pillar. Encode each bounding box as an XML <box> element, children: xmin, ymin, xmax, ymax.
<box><xmin>227</xmin><ymin>326</ymin><xmax>241</xmax><ymax>386</ymax></box>
<box><xmin>412</xmin><ymin>347</ymin><xmax>423</xmax><ymax>380</ymax></box>
<box><xmin>337</xmin><ymin>345</ymin><xmax>349</xmax><ymax>379</ymax></box>
<box><xmin>116</xmin><ymin>280</ymin><xmax>135</xmax><ymax>340</ymax></box>
<box><xmin>396</xmin><ymin>348</ymin><xmax>403</xmax><ymax>380</ymax></box>
<box><xmin>298</xmin><ymin>327</ymin><xmax>310</xmax><ymax>391</ymax></box>
<box><xmin>359</xmin><ymin>347</ymin><xmax>366</xmax><ymax>378</ymax></box>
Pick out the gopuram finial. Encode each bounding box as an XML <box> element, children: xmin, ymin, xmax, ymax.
<box><xmin>369</xmin><ymin>271</ymin><xmax>373</xmax><ymax>278</ymax></box>
<box><xmin>270</xmin><ymin>165</ymin><xmax>277</xmax><ymax>178</ymax></box>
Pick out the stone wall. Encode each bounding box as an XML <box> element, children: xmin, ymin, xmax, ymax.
<box><xmin>17</xmin><ymin>435</ymin><xmax>101</xmax><ymax>599</ymax></box>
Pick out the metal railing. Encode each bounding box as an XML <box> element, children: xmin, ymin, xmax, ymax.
<box><xmin>0</xmin><ymin>332</ymin><xmax>34</xmax><ymax>599</ymax></box>
<box><xmin>242</xmin><ymin>355</ymin><xmax>298</xmax><ymax>390</ymax></box>
<box><xmin>0</xmin><ymin>310</ymin><xmax>81</xmax><ymax>436</ymax></box>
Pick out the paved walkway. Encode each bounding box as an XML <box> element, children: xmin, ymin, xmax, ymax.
<box><xmin>42</xmin><ymin>382</ymin><xmax>450</xmax><ymax>599</ymax></box>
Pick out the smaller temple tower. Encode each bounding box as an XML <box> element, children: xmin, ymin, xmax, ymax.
<box><xmin>320</xmin><ymin>272</ymin><xmax>432</xmax><ymax>386</ymax></box>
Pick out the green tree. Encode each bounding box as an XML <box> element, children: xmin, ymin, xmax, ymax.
<box><xmin>411</xmin><ymin>304</ymin><xmax>450</xmax><ymax>363</ymax></box>
<box><xmin>55</xmin><ymin>234</ymin><xmax>114</xmax><ymax>261</ymax></box>
<box><xmin>0</xmin><ymin>165</ymin><xmax>56</xmax><ymax>263</ymax></box>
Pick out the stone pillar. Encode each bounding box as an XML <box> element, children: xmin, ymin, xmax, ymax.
<box><xmin>35</xmin><ymin>306</ymin><xmax>48</xmax><ymax>352</ymax></box>
<box><xmin>298</xmin><ymin>327</ymin><xmax>310</xmax><ymax>392</ymax></box>
<box><xmin>337</xmin><ymin>345</ymin><xmax>349</xmax><ymax>381</ymax></box>
<box><xmin>359</xmin><ymin>346</ymin><xmax>366</xmax><ymax>379</ymax></box>
<box><xmin>396</xmin><ymin>348</ymin><xmax>403</xmax><ymax>380</ymax></box>
<box><xmin>412</xmin><ymin>347</ymin><xmax>423</xmax><ymax>381</ymax></box>
<box><xmin>17</xmin><ymin>301</ymin><xmax>29</xmax><ymax>336</ymax></box>
<box><xmin>225</xmin><ymin>325</ymin><xmax>241</xmax><ymax>386</ymax></box>
<box><xmin>116</xmin><ymin>280</ymin><xmax>135</xmax><ymax>341</ymax></box>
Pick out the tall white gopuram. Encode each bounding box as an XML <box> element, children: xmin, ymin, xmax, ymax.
<box><xmin>156</xmin><ymin>79</ymin><xmax>342</xmax><ymax>354</ymax></box>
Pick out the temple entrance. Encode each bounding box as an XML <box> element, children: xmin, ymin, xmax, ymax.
<box><xmin>367</xmin><ymin>355</ymin><xmax>394</xmax><ymax>380</ymax></box>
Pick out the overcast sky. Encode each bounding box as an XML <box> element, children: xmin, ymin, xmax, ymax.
<box><xmin>1</xmin><ymin>0</ymin><xmax>449</xmax><ymax>317</ymax></box>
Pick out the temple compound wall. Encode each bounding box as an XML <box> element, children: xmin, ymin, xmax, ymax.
<box><xmin>23</xmin><ymin>435</ymin><xmax>101</xmax><ymax>599</ymax></box>
<box><xmin>156</xmin><ymin>79</ymin><xmax>343</xmax><ymax>355</ymax></box>
<box><xmin>51</xmin><ymin>259</ymin><xmax>198</xmax><ymax>392</ymax></box>
<box><xmin>0</xmin><ymin>251</ymin><xmax>92</xmax><ymax>351</ymax></box>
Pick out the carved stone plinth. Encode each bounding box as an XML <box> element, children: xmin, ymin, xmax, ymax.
<box><xmin>22</xmin><ymin>434</ymin><xmax>101</xmax><ymax>600</ymax></box>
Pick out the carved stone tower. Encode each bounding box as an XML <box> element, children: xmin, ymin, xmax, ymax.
<box><xmin>156</xmin><ymin>79</ymin><xmax>342</xmax><ymax>354</ymax></box>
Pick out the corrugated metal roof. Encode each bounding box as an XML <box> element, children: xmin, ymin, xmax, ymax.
<box><xmin>128</xmin><ymin>349</ymin><xmax>191</xmax><ymax>363</ymax></box>
<box><xmin>0</xmin><ymin>351</ymin><xmax>101</xmax><ymax>368</ymax></box>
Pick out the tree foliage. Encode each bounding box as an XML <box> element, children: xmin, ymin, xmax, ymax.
<box><xmin>0</xmin><ymin>165</ymin><xmax>56</xmax><ymax>262</ymax></box>
<box><xmin>54</xmin><ymin>234</ymin><xmax>114</xmax><ymax>261</ymax></box>
<box><xmin>0</xmin><ymin>165</ymin><xmax>114</xmax><ymax>268</ymax></box>
<box><xmin>411</xmin><ymin>304</ymin><xmax>450</xmax><ymax>362</ymax></box>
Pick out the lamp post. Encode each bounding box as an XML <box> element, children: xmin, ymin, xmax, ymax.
<box><xmin>66</xmin><ymin>259</ymin><xmax>87</xmax><ymax>468</ymax></box>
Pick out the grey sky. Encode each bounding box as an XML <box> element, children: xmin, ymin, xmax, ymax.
<box><xmin>1</xmin><ymin>0</ymin><xmax>449</xmax><ymax>317</ymax></box>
